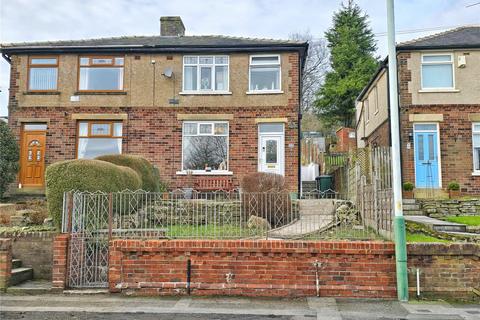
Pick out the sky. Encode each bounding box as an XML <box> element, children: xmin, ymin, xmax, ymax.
<box><xmin>0</xmin><ymin>0</ymin><xmax>479</xmax><ymax>116</ymax></box>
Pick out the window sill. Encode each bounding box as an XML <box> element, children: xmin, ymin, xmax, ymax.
<box><xmin>176</xmin><ymin>171</ymin><xmax>233</xmax><ymax>176</ymax></box>
<box><xmin>472</xmin><ymin>172</ymin><xmax>480</xmax><ymax>176</ymax></box>
<box><xmin>418</xmin><ymin>89</ymin><xmax>460</xmax><ymax>93</ymax></box>
<box><xmin>179</xmin><ymin>91</ymin><xmax>232</xmax><ymax>95</ymax></box>
<box><xmin>246</xmin><ymin>90</ymin><xmax>284</xmax><ymax>95</ymax></box>
<box><xmin>74</xmin><ymin>91</ymin><xmax>127</xmax><ymax>95</ymax></box>
<box><xmin>23</xmin><ymin>91</ymin><xmax>60</xmax><ymax>95</ymax></box>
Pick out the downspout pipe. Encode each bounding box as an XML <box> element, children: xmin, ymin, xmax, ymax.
<box><xmin>386</xmin><ymin>0</ymin><xmax>409</xmax><ymax>302</ymax></box>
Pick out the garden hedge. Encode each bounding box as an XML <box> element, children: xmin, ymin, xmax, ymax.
<box><xmin>0</xmin><ymin>121</ymin><xmax>19</xmax><ymax>198</ymax></box>
<box><xmin>46</xmin><ymin>159</ymin><xmax>141</xmax><ymax>228</ymax></box>
<box><xmin>95</xmin><ymin>154</ymin><xmax>160</xmax><ymax>192</ymax></box>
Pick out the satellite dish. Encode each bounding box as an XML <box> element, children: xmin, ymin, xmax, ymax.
<box><xmin>163</xmin><ymin>67</ymin><xmax>173</xmax><ymax>78</ymax></box>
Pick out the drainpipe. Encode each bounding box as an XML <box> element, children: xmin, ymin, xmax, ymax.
<box><xmin>386</xmin><ymin>0</ymin><xmax>409</xmax><ymax>302</ymax></box>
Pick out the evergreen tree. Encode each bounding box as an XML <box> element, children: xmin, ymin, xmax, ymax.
<box><xmin>315</xmin><ymin>0</ymin><xmax>378</xmax><ymax>127</ymax></box>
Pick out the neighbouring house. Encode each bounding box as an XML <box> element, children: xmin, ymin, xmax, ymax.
<box><xmin>1</xmin><ymin>16</ymin><xmax>308</xmax><ymax>192</ymax></box>
<box><xmin>334</xmin><ymin>127</ymin><xmax>356</xmax><ymax>153</ymax></box>
<box><xmin>356</xmin><ymin>26</ymin><xmax>480</xmax><ymax>196</ymax></box>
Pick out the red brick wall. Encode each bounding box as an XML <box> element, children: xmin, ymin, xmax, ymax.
<box><xmin>408</xmin><ymin>243</ymin><xmax>480</xmax><ymax>300</ymax></box>
<box><xmin>335</xmin><ymin>127</ymin><xmax>356</xmax><ymax>152</ymax></box>
<box><xmin>51</xmin><ymin>234</ymin><xmax>69</xmax><ymax>292</ymax></box>
<box><xmin>400</xmin><ymin>104</ymin><xmax>480</xmax><ymax>194</ymax></box>
<box><xmin>8</xmin><ymin>106</ymin><xmax>299</xmax><ymax>191</ymax></box>
<box><xmin>108</xmin><ymin>239</ymin><xmax>397</xmax><ymax>298</ymax></box>
<box><xmin>0</xmin><ymin>238</ymin><xmax>12</xmax><ymax>291</ymax></box>
<box><xmin>366</xmin><ymin>120</ymin><xmax>390</xmax><ymax>147</ymax></box>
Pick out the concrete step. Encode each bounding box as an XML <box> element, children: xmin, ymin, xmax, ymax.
<box><xmin>403</xmin><ymin>204</ymin><xmax>421</xmax><ymax>211</ymax></box>
<box><xmin>9</xmin><ymin>267</ymin><xmax>33</xmax><ymax>287</ymax></box>
<box><xmin>402</xmin><ymin>199</ymin><xmax>417</xmax><ymax>204</ymax></box>
<box><xmin>405</xmin><ymin>216</ymin><xmax>467</xmax><ymax>233</ymax></box>
<box><xmin>12</xmin><ymin>259</ymin><xmax>22</xmax><ymax>269</ymax></box>
<box><xmin>6</xmin><ymin>279</ymin><xmax>52</xmax><ymax>295</ymax></box>
<box><xmin>403</xmin><ymin>210</ymin><xmax>425</xmax><ymax>216</ymax></box>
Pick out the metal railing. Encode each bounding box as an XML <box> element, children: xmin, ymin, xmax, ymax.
<box><xmin>62</xmin><ymin>189</ymin><xmax>383</xmax><ymax>241</ymax></box>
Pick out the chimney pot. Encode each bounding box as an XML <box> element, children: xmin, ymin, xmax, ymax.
<box><xmin>160</xmin><ymin>16</ymin><xmax>185</xmax><ymax>37</ymax></box>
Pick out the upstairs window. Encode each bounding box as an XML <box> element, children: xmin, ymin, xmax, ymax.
<box><xmin>183</xmin><ymin>56</ymin><xmax>229</xmax><ymax>92</ymax></box>
<box><xmin>77</xmin><ymin>121</ymin><xmax>123</xmax><ymax>159</ymax></box>
<box><xmin>249</xmin><ymin>55</ymin><xmax>281</xmax><ymax>92</ymax></box>
<box><xmin>79</xmin><ymin>56</ymin><xmax>124</xmax><ymax>91</ymax></box>
<box><xmin>182</xmin><ymin>121</ymin><xmax>229</xmax><ymax>172</ymax></box>
<box><xmin>421</xmin><ymin>54</ymin><xmax>454</xmax><ymax>89</ymax></box>
<box><xmin>473</xmin><ymin>123</ymin><xmax>480</xmax><ymax>173</ymax></box>
<box><xmin>28</xmin><ymin>56</ymin><xmax>58</xmax><ymax>91</ymax></box>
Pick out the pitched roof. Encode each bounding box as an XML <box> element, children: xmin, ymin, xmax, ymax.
<box><xmin>1</xmin><ymin>35</ymin><xmax>307</xmax><ymax>53</ymax></box>
<box><xmin>397</xmin><ymin>26</ymin><xmax>480</xmax><ymax>50</ymax></box>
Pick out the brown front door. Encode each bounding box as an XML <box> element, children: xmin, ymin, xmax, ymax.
<box><xmin>20</xmin><ymin>130</ymin><xmax>46</xmax><ymax>187</ymax></box>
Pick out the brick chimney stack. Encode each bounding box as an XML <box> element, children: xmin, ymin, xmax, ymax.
<box><xmin>160</xmin><ymin>16</ymin><xmax>185</xmax><ymax>37</ymax></box>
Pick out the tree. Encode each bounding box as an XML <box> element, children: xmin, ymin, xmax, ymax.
<box><xmin>314</xmin><ymin>0</ymin><xmax>378</xmax><ymax>128</ymax></box>
<box><xmin>0</xmin><ymin>121</ymin><xmax>19</xmax><ymax>198</ymax></box>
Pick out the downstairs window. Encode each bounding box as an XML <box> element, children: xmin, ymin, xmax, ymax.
<box><xmin>473</xmin><ymin>123</ymin><xmax>480</xmax><ymax>173</ymax></box>
<box><xmin>77</xmin><ymin>121</ymin><xmax>123</xmax><ymax>159</ymax></box>
<box><xmin>182</xmin><ymin>121</ymin><xmax>229</xmax><ymax>172</ymax></box>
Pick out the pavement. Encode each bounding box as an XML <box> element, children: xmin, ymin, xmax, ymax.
<box><xmin>0</xmin><ymin>294</ymin><xmax>479</xmax><ymax>320</ymax></box>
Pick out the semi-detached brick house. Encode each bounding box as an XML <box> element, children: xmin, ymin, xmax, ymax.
<box><xmin>1</xmin><ymin>17</ymin><xmax>308</xmax><ymax>192</ymax></box>
<box><xmin>356</xmin><ymin>26</ymin><xmax>480</xmax><ymax>196</ymax></box>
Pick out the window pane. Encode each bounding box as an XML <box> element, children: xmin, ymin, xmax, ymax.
<box><xmin>251</xmin><ymin>56</ymin><xmax>279</xmax><ymax>64</ymax></box>
<box><xmin>79</xmin><ymin>67</ymin><xmax>123</xmax><ymax>90</ymax></box>
<box><xmin>182</xmin><ymin>136</ymin><xmax>227</xmax><ymax>171</ymax></box>
<box><xmin>259</xmin><ymin>123</ymin><xmax>284</xmax><ymax>133</ymax></box>
<box><xmin>80</xmin><ymin>58</ymin><xmax>89</xmax><ymax>66</ymax></box>
<box><xmin>24</xmin><ymin>123</ymin><xmax>47</xmax><ymax>131</ymax></box>
<box><xmin>214</xmin><ymin>123</ymin><xmax>228</xmax><ymax>135</ymax></box>
<box><xmin>199</xmin><ymin>56</ymin><xmax>213</xmax><ymax>64</ymax></box>
<box><xmin>215</xmin><ymin>66</ymin><xmax>228</xmax><ymax>91</ymax></box>
<box><xmin>428</xmin><ymin>134</ymin><xmax>434</xmax><ymax>160</ymax></box>
<box><xmin>184</xmin><ymin>66</ymin><xmax>197</xmax><ymax>90</ymax></box>
<box><xmin>92</xmin><ymin>58</ymin><xmax>112</xmax><ymax>65</ymax></box>
<box><xmin>31</xmin><ymin>58</ymin><xmax>57</xmax><ymax>65</ymax></box>
<box><xmin>423</xmin><ymin>55</ymin><xmax>451</xmax><ymax>62</ymax></box>
<box><xmin>199</xmin><ymin>123</ymin><xmax>212</xmax><ymax>134</ymax></box>
<box><xmin>422</xmin><ymin>64</ymin><xmax>453</xmax><ymax>88</ymax></box>
<box><xmin>266</xmin><ymin>140</ymin><xmax>278</xmax><ymax>164</ymax></box>
<box><xmin>91</xmin><ymin>123</ymin><xmax>111</xmax><ymax>136</ymax></box>
<box><xmin>114</xmin><ymin>57</ymin><xmax>124</xmax><ymax>66</ymax></box>
<box><xmin>78</xmin><ymin>122</ymin><xmax>88</xmax><ymax>136</ymax></box>
<box><xmin>473</xmin><ymin>124</ymin><xmax>480</xmax><ymax>132</ymax></box>
<box><xmin>184</xmin><ymin>123</ymin><xmax>197</xmax><ymax>135</ymax></box>
<box><xmin>29</xmin><ymin>68</ymin><xmax>57</xmax><ymax>90</ymax></box>
<box><xmin>184</xmin><ymin>56</ymin><xmax>198</xmax><ymax>64</ymax></box>
<box><xmin>418</xmin><ymin>135</ymin><xmax>424</xmax><ymax>161</ymax></box>
<box><xmin>77</xmin><ymin>138</ymin><xmax>122</xmax><ymax>159</ymax></box>
<box><xmin>113</xmin><ymin>123</ymin><xmax>123</xmax><ymax>136</ymax></box>
<box><xmin>215</xmin><ymin>56</ymin><xmax>228</xmax><ymax>64</ymax></box>
<box><xmin>414</xmin><ymin>124</ymin><xmax>437</xmax><ymax>131</ymax></box>
<box><xmin>200</xmin><ymin>67</ymin><xmax>212</xmax><ymax>90</ymax></box>
<box><xmin>250</xmin><ymin>66</ymin><xmax>280</xmax><ymax>91</ymax></box>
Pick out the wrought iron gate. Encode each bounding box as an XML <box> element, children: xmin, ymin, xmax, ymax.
<box><xmin>63</xmin><ymin>191</ymin><xmax>110</xmax><ymax>288</ymax></box>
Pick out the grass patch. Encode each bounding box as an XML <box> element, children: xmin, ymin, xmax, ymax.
<box><xmin>443</xmin><ymin>216</ymin><xmax>480</xmax><ymax>226</ymax></box>
<box><xmin>406</xmin><ymin>232</ymin><xmax>450</xmax><ymax>243</ymax></box>
<box><xmin>166</xmin><ymin>224</ymin><xmax>262</xmax><ymax>238</ymax></box>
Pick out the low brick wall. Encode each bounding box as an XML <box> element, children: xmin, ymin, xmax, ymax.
<box><xmin>52</xmin><ymin>234</ymin><xmax>69</xmax><ymax>291</ymax></box>
<box><xmin>407</xmin><ymin>243</ymin><xmax>480</xmax><ymax>300</ymax></box>
<box><xmin>0</xmin><ymin>238</ymin><xmax>12</xmax><ymax>290</ymax></box>
<box><xmin>0</xmin><ymin>231</ymin><xmax>57</xmax><ymax>280</ymax></box>
<box><xmin>419</xmin><ymin>199</ymin><xmax>480</xmax><ymax>217</ymax></box>
<box><xmin>108</xmin><ymin>240</ymin><xmax>397</xmax><ymax>298</ymax></box>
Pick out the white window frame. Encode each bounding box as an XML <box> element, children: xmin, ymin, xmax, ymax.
<box><xmin>181</xmin><ymin>56</ymin><xmax>230</xmax><ymax>94</ymax></box>
<box><xmin>364</xmin><ymin>99</ymin><xmax>370</xmax><ymax>123</ymax></box>
<box><xmin>178</xmin><ymin>121</ymin><xmax>231</xmax><ymax>175</ymax></box>
<box><xmin>420</xmin><ymin>53</ymin><xmax>455</xmax><ymax>91</ymax></box>
<box><xmin>473</xmin><ymin>122</ymin><xmax>480</xmax><ymax>175</ymax></box>
<box><xmin>247</xmin><ymin>54</ymin><xmax>283</xmax><ymax>94</ymax></box>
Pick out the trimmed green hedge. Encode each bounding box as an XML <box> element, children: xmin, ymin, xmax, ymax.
<box><xmin>46</xmin><ymin>159</ymin><xmax>141</xmax><ymax>228</ymax></box>
<box><xmin>95</xmin><ymin>154</ymin><xmax>160</xmax><ymax>192</ymax></box>
<box><xmin>0</xmin><ymin>122</ymin><xmax>19</xmax><ymax>198</ymax></box>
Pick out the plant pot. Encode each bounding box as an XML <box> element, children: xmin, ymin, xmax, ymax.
<box><xmin>448</xmin><ymin>190</ymin><xmax>460</xmax><ymax>199</ymax></box>
<box><xmin>403</xmin><ymin>190</ymin><xmax>414</xmax><ymax>199</ymax></box>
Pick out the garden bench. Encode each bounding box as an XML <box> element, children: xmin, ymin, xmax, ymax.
<box><xmin>194</xmin><ymin>177</ymin><xmax>234</xmax><ymax>192</ymax></box>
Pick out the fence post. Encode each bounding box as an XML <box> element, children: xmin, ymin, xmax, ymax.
<box><xmin>108</xmin><ymin>193</ymin><xmax>113</xmax><ymax>240</ymax></box>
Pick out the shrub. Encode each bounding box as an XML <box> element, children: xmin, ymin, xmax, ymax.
<box><xmin>403</xmin><ymin>182</ymin><xmax>414</xmax><ymax>191</ymax></box>
<box><xmin>447</xmin><ymin>181</ymin><xmax>460</xmax><ymax>191</ymax></box>
<box><xmin>46</xmin><ymin>159</ymin><xmax>141</xmax><ymax>228</ymax></box>
<box><xmin>96</xmin><ymin>154</ymin><xmax>160</xmax><ymax>192</ymax></box>
<box><xmin>0</xmin><ymin>122</ymin><xmax>19</xmax><ymax>198</ymax></box>
<box><xmin>240</xmin><ymin>172</ymin><xmax>291</xmax><ymax>228</ymax></box>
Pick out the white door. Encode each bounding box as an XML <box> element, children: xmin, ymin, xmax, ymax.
<box><xmin>259</xmin><ymin>135</ymin><xmax>284</xmax><ymax>175</ymax></box>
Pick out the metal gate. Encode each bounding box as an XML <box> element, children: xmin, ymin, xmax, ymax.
<box><xmin>62</xmin><ymin>191</ymin><xmax>110</xmax><ymax>288</ymax></box>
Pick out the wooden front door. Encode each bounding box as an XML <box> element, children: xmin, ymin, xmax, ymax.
<box><xmin>20</xmin><ymin>131</ymin><xmax>46</xmax><ymax>187</ymax></box>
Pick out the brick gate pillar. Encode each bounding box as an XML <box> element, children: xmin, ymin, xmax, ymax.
<box><xmin>52</xmin><ymin>233</ymin><xmax>70</xmax><ymax>292</ymax></box>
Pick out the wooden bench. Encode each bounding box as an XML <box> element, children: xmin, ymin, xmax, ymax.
<box><xmin>194</xmin><ymin>177</ymin><xmax>234</xmax><ymax>192</ymax></box>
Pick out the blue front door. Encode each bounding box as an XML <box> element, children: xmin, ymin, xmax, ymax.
<box><xmin>414</xmin><ymin>124</ymin><xmax>440</xmax><ymax>188</ymax></box>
